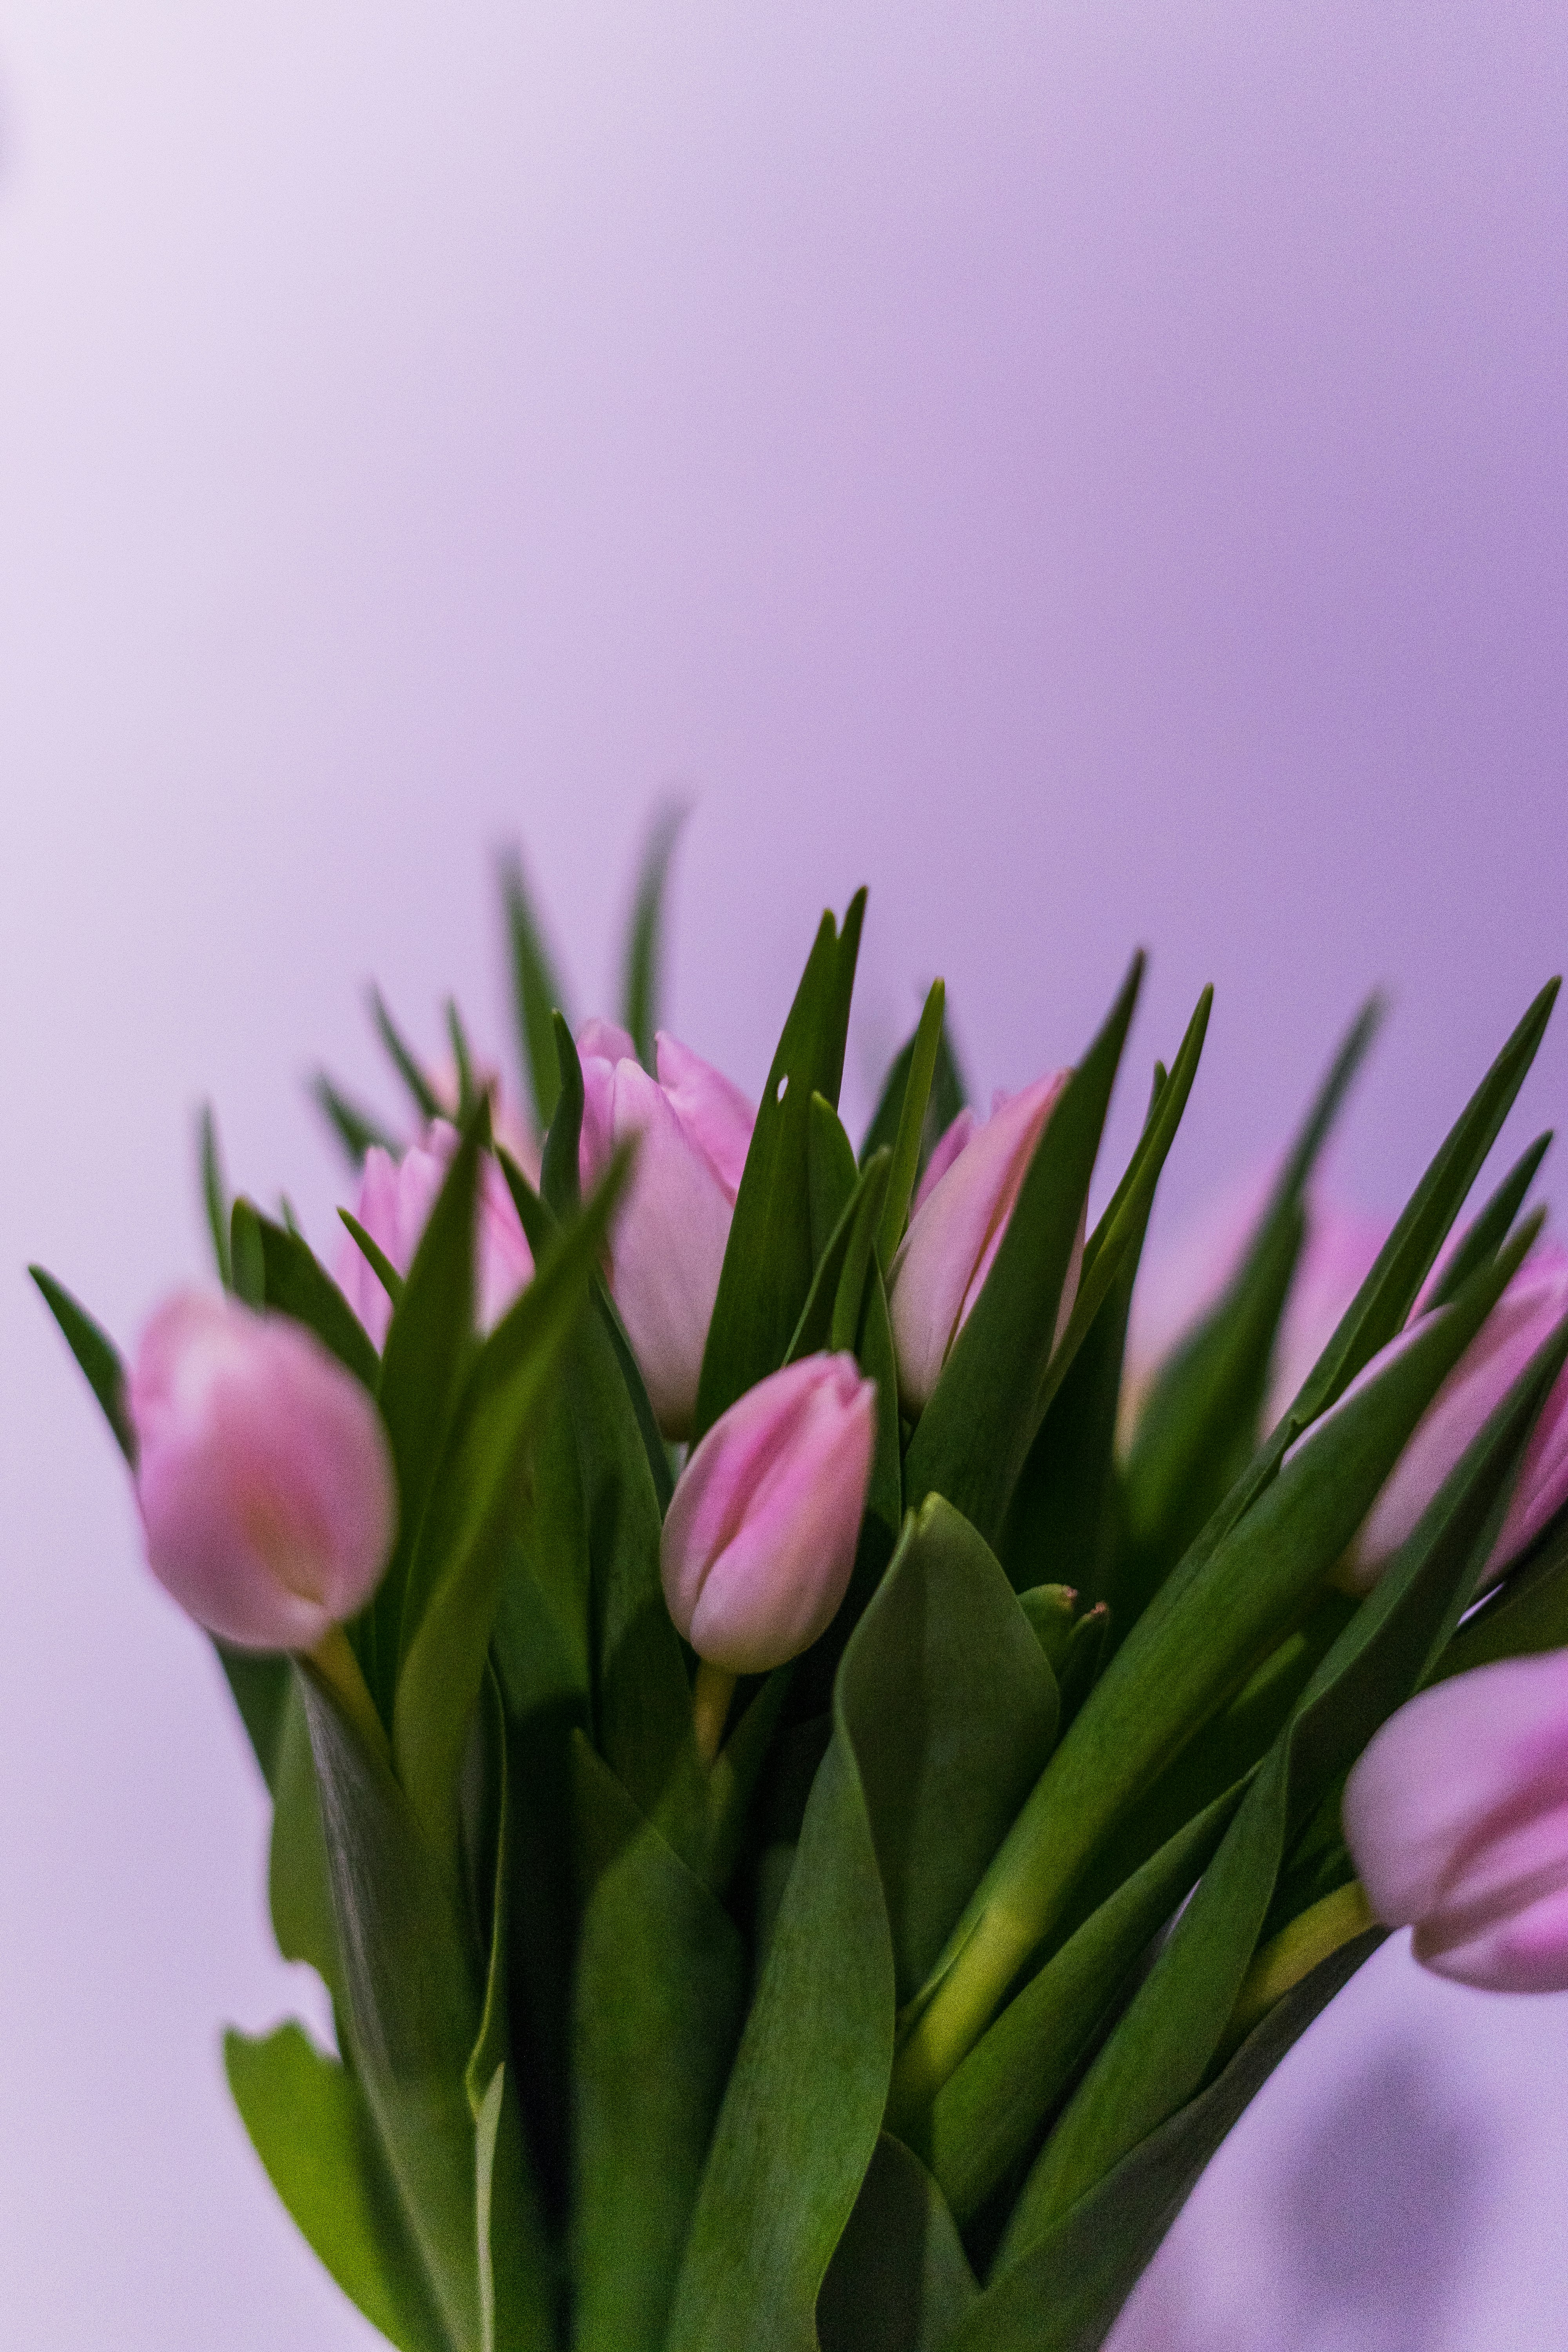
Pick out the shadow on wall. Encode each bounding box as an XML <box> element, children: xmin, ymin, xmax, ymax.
<box><xmin>1108</xmin><ymin>2044</ymin><xmax>1488</xmax><ymax>2352</ymax></box>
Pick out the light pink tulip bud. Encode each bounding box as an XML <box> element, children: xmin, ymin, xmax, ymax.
<box><xmin>887</xmin><ymin>1073</ymin><xmax>1076</xmax><ymax>1418</ymax></box>
<box><xmin>128</xmin><ymin>1291</ymin><xmax>397</xmax><ymax>1651</ymax></box>
<box><xmin>335</xmin><ymin>1120</ymin><xmax>534</xmax><ymax>1349</ymax></box>
<box><xmin>1119</xmin><ymin>1165</ymin><xmax>1387</xmax><ymax>1451</ymax></box>
<box><xmin>1341</xmin><ymin>1247</ymin><xmax>1568</xmax><ymax>1595</ymax></box>
<box><xmin>661</xmin><ymin>1352</ymin><xmax>878</xmax><ymax>1673</ymax></box>
<box><xmin>1343</xmin><ymin>1651</ymin><xmax>1568</xmax><ymax>1991</ymax></box>
<box><xmin>577</xmin><ymin>1025</ymin><xmax>757</xmax><ymax>1437</ymax></box>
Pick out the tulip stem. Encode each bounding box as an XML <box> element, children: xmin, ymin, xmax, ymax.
<box><xmin>307</xmin><ymin>1624</ymin><xmax>392</xmax><ymax>1769</ymax></box>
<box><xmin>1220</xmin><ymin>1879</ymin><xmax>1377</xmax><ymax>2060</ymax></box>
<box><xmin>693</xmin><ymin>1661</ymin><xmax>738</xmax><ymax>1767</ymax></box>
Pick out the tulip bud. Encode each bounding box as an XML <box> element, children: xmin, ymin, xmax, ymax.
<box><xmin>661</xmin><ymin>1352</ymin><xmax>877</xmax><ymax>1675</ymax></box>
<box><xmin>128</xmin><ymin>1291</ymin><xmax>397</xmax><ymax>1651</ymax></box>
<box><xmin>335</xmin><ymin>1120</ymin><xmax>534</xmax><ymax>1348</ymax></box>
<box><xmin>887</xmin><ymin>1073</ymin><xmax>1076</xmax><ymax>1418</ymax></box>
<box><xmin>578</xmin><ymin>1026</ymin><xmax>756</xmax><ymax>1437</ymax></box>
<box><xmin>1343</xmin><ymin>1651</ymin><xmax>1568</xmax><ymax>1991</ymax></box>
<box><xmin>1341</xmin><ymin>1247</ymin><xmax>1568</xmax><ymax>1595</ymax></box>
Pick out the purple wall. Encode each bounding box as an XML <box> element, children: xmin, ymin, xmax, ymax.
<box><xmin>2</xmin><ymin>4</ymin><xmax>1566</xmax><ymax>2343</ymax></box>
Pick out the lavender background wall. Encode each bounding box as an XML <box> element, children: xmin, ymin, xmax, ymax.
<box><xmin>3</xmin><ymin>4</ymin><xmax>1567</xmax><ymax>2343</ymax></box>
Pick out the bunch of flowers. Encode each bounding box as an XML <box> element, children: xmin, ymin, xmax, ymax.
<box><xmin>33</xmin><ymin>818</ymin><xmax>1568</xmax><ymax>2352</ymax></box>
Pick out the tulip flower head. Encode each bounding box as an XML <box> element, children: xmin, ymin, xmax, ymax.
<box><xmin>129</xmin><ymin>1291</ymin><xmax>397</xmax><ymax>1651</ymax></box>
<box><xmin>336</xmin><ymin>1119</ymin><xmax>534</xmax><ymax>1349</ymax></box>
<box><xmin>1342</xmin><ymin>1247</ymin><xmax>1568</xmax><ymax>1596</ymax></box>
<box><xmin>888</xmin><ymin>1073</ymin><xmax>1076</xmax><ymax>1418</ymax></box>
<box><xmin>661</xmin><ymin>1352</ymin><xmax>877</xmax><ymax>1675</ymax></box>
<box><xmin>1343</xmin><ymin>1651</ymin><xmax>1568</xmax><ymax>1991</ymax></box>
<box><xmin>578</xmin><ymin>1024</ymin><xmax>756</xmax><ymax>1438</ymax></box>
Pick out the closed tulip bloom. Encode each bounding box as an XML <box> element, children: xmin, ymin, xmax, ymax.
<box><xmin>578</xmin><ymin>1025</ymin><xmax>756</xmax><ymax>1438</ymax></box>
<box><xmin>1341</xmin><ymin>1247</ymin><xmax>1568</xmax><ymax>1596</ymax></box>
<box><xmin>1343</xmin><ymin>1651</ymin><xmax>1568</xmax><ymax>1991</ymax></box>
<box><xmin>661</xmin><ymin>1353</ymin><xmax>877</xmax><ymax>1673</ymax></box>
<box><xmin>888</xmin><ymin>1073</ymin><xmax>1075</xmax><ymax>1418</ymax></box>
<box><xmin>128</xmin><ymin>1291</ymin><xmax>397</xmax><ymax>1651</ymax></box>
<box><xmin>336</xmin><ymin>1120</ymin><xmax>533</xmax><ymax>1349</ymax></box>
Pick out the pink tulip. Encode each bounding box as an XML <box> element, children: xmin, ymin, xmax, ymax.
<box><xmin>887</xmin><ymin>1073</ymin><xmax>1076</xmax><ymax>1417</ymax></box>
<box><xmin>335</xmin><ymin>1119</ymin><xmax>534</xmax><ymax>1349</ymax></box>
<box><xmin>1341</xmin><ymin>1246</ymin><xmax>1568</xmax><ymax>1595</ymax></box>
<box><xmin>1343</xmin><ymin>1650</ymin><xmax>1568</xmax><ymax>1991</ymax></box>
<box><xmin>1120</xmin><ymin>1167</ymin><xmax>1388</xmax><ymax>1449</ymax></box>
<box><xmin>128</xmin><ymin>1291</ymin><xmax>397</xmax><ymax>1651</ymax></box>
<box><xmin>661</xmin><ymin>1352</ymin><xmax>878</xmax><ymax>1673</ymax></box>
<box><xmin>577</xmin><ymin>1024</ymin><xmax>756</xmax><ymax>1438</ymax></box>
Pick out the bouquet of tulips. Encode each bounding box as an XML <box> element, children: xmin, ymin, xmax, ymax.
<box><xmin>33</xmin><ymin>816</ymin><xmax>1568</xmax><ymax>2352</ymax></box>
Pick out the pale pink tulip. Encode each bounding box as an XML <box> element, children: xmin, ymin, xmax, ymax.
<box><xmin>1119</xmin><ymin>1165</ymin><xmax>1388</xmax><ymax>1450</ymax></box>
<box><xmin>887</xmin><ymin>1073</ymin><xmax>1076</xmax><ymax>1417</ymax></box>
<box><xmin>577</xmin><ymin>1025</ymin><xmax>756</xmax><ymax>1437</ymax></box>
<box><xmin>335</xmin><ymin>1120</ymin><xmax>534</xmax><ymax>1350</ymax></box>
<box><xmin>128</xmin><ymin>1291</ymin><xmax>397</xmax><ymax>1650</ymax></box>
<box><xmin>661</xmin><ymin>1352</ymin><xmax>877</xmax><ymax>1673</ymax></box>
<box><xmin>1343</xmin><ymin>1650</ymin><xmax>1568</xmax><ymax>1991</ymax></box>
<box><xmin>1341</xmin><ymin>1246</ymin><xmax>1568</xmax><ymax>1595</ymax></box>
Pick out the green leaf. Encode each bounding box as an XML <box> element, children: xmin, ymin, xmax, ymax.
<box><xmin>941</xmin><ymin>1935</ymin><xmax>1381</xmax><ymax>2352</ymax></box>
<box><xmin>463</xmin><ymin>1670</ymin><xmax>557</xmax><ymax>2352</ymax></box>
<box><xmin>664</xmin><ymin>1544</ymin><xmax>893</xmax><ymax>2352</ymax></box>
<box><xmin>230</xmin><ymin>1196</ymin><xmax>266</xmax><ymax>1307</ymax></box>
<box><xmin>1116</xmin><ymin>1001</ymin><xmax>1383</xmax><ymax>1613</ymax></box>
<box><xmin>445</xmin><ymin>1001</ymin><xmax>479</xmax><ymax>1123</ymax></box>
<box><xmin>570</xmin><ymin>1736</ymin><xmax>746</xmax><ymax>2352</ymax></box>
<box><xmin>787</xmin><ymin>1146</ymin><xmax>889</xmax><ymax>1365</ymax></box>
<box><xmin>296</xmin><ymin>1668</ymin><xmax>484</xmax><ymax>2352</ymax></box>
<box><xmin>1009</xmin><ymin>1305</ymin><xmax>1568</xmax><ymax>2238</ymax></box>
<box><xmin>393</xmin><ymin>1152</ymin><xmax>630</xmax><ymax>1861</ymax></box>
<box><xmin>621</xmin><ymin>799</ymin><xmax>688</xmax><ymax>1072</ymax></box>
<box><xmin>809</xmin><ymin>1093</ymin><xmax>863</xmax><ymax>1268</ymax></box>
<box><xmin>876</xmin><ymin>980</ymin><xmax>946</xmax><ymax>1268</ymax></box>
<box><xmin>895</xmin><ymin>1226</ymin><xmax>1535</xmax><ymax>2107</ymax></box>
<box><xmin>366</xmin><ymin>1103</ymin><xmax>485</xmax><ymax>1717</ymax></box>
<box><xmin>1434</xmin><ymin>1505</ymin><xmax>1568</xmax><ymax>1679</ymax></box>
<box><xmin>817</xmin><ymin>2135</ymin><xmax>978</xmax><ymax>2352</ymax></box>
<box><xmin>854</xmin><ymin>1499</ymin><xmax>1060</xmax><ymax>2005</ymax></box>
<box><xmin>1276</xmin><ymin>976</ymin><xmax>1559</xmax><ymax>1442</ymax></box>
<box><xmin>339</xmin><ymin>1210</ymin><xmax>406</xmax><ymax>1314</ymax></box>
<box><xmin>910</xmin><ymin>1780</ymin><xmax>1247</xmax><ymax>2227</ymax></box>
<box><xmin>312</xmin><ymin>1071</ymin><xmax>401</xmax><ymax>1167</ymax></box>
<box><xmin>199</xmin><ymin>1104</ymin><xmax>233</xmax><ymax>1289</ymax></box>
<box><xmin>502</xmin><ymin>848</ymin><xmax>571</xmax><ymax>1132</ymax></box>
<box><xmin>372</xmin><ymin>988</ymin><xmax>442</xmax><ymax>1125</ymax></box>
<box><xmin>1422</xmin><ymin>1131</ymin><xmax>1552</xmax><ymax>1312</ymax></box>
<box><xmin>252</xmin><ymin>1209</ymin><xmax>381</xmax><ymax>1391</ymax></box>
<box><xmin>541</xmin><ymin>1012</ymin><xmax>584</xmax><ymax>1218</ymax></box>
<box><xmin>862</xmin><ymin>1007</ymin><xmax>969</xmax><ymax>1174</ymax></box>
<box><xmin>692</xmin><ymin>891</ymin><xmax>867</xmax><ymax>1439</ymax></box>
<box><xmin>29</xmin><ymin>1266</ymin><xmax>136</xmax><ymax>1464</ymax></box>
<box><xmin>225</xmin><ymin>2023</ymin><xmax>452</xmax><ymax>2352</ymax></box>
<box><xmin>903</xmin><ymin>956</ymin><xmax>1146</xmax><ymax>1548</ymax></box>
<box><xmin>500</xmin><ymin>1147</ymin><xmax>675</xmax><ymax>1517</ymax></box>
<box><xmin>215</xmin><ymin>1641</ymin><xmax>293</xmax><ymax>1796</ymax></box>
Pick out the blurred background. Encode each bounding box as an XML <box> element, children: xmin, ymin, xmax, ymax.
<box><xmin>3</xmin><ymin>3</ymin><xmax>1567</xmax><ymax>2343</ymax></box>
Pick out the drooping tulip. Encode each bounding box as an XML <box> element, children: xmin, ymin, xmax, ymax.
<box><xmin>1343</xmin><ymin>1650</ymin><xmax>1568</xmax><ymax>1991</ymax></box>
<box><xmin>335</xmin><ymin>1119</ymin><xmax>534</xmax><ymax>1349</ymax></box>
<box><xmin>661</xmin><ymin>1352</ymin><xmax>878</xmax><ymax>1675</ymax></box>
<box><xmin>1340</xmin><ymin>1246</ymin><xmax>1568</xmax><ymax>1595</ymax></box>
<box><xmin>887</xmin><ymin>1073</ymin><xmax>1076</xmax><ymax>1418</ymax></box>
<box><xmin>577</xmin><ymin>1024</ymin><xmax>756</xmax><ymax>1437</ymax></box>
<box><xmin>1119</xmin><ymin>1162</ymin><xmax>1387</xmax><ymax>1449</ymax></box>
<box><xmin>128</xmin><ymin>1290</ymin><xmax>397</xmax><ymax>1651</ymax></box>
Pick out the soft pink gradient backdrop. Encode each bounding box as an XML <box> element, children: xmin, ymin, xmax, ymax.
<box><xmin>3</xmin><ymin>5</ymin><xmax>1567</xmax><ymax>2345</ymax></box>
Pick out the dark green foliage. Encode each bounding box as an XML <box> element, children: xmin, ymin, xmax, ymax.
<box><xmin>621</xmin><ymin>800</ymin><xmax>688</xmax><ymax>1073</ymax></box>
<box><xmin>503</xmin><ymin>849</ymin><xmax>572</xmax><ymax>1132</ymax></box>
<box><xmin>312</xmin><ymin>1072</ymin><xmax>401</xmax><ymax>1167</ymax></box>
